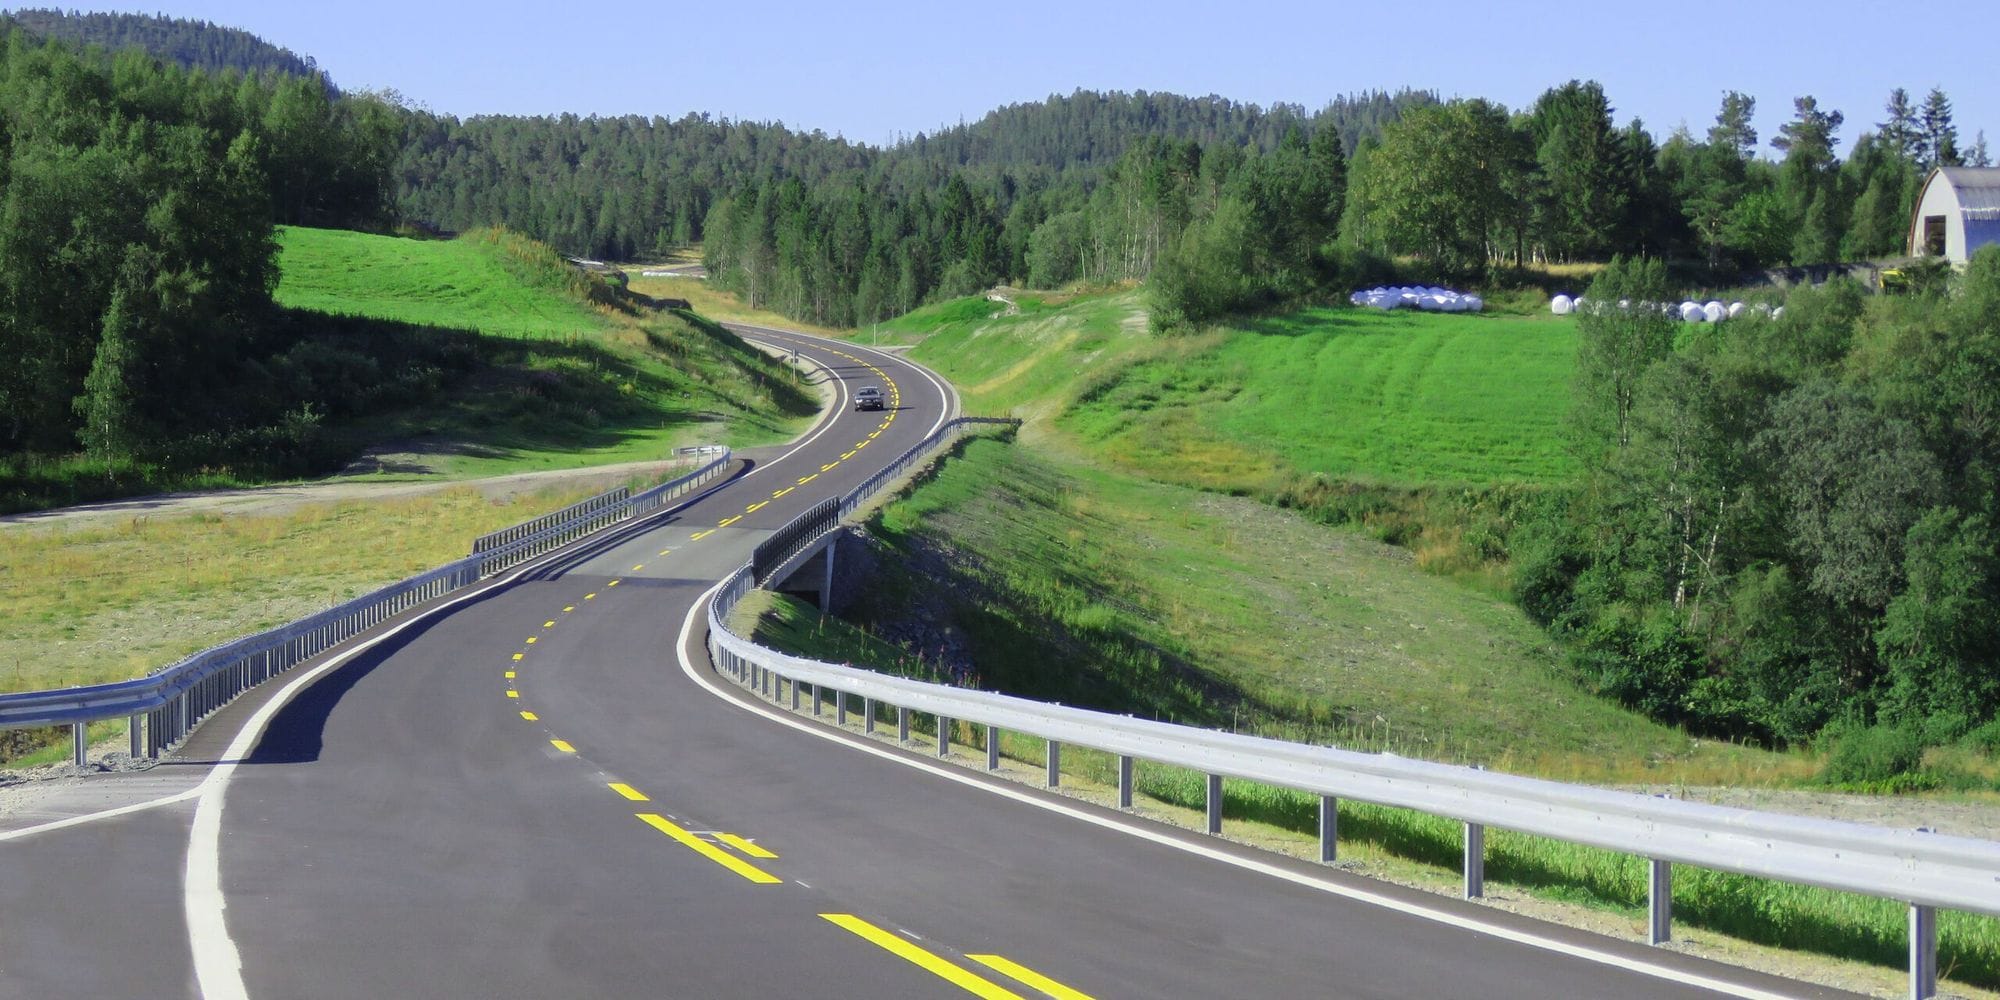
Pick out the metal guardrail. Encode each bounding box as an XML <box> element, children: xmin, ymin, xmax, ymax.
<box><xmin>0</xmin><ymin>447</ymin><xmax>732</xmax><ymax>765</ymax></box>
<box><xmin>703</xmin><ymin>419</ymin><xmax>1993</xmax><ymax>1000</ymax></box>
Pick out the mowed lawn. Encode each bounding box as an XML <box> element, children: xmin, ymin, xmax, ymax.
<box><xmin>1067</xmin><ymin>307</ymin><xmax>1578</xmax><ymax>487</ymax></box>
<box><xmin>274</xmin><ymin>227</ymin><xmax>609</xmax><ymax>339</ymax></box>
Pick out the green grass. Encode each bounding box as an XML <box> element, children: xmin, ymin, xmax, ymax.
<box><xmin>1066</xmin><ymin>308</ymin><xmax>1578</xmax><ymax>488</ymax></box>
<box><xmin>275</xmin><ymin>227</ymin><xmax>612</xmax><ymax>339</ymax></box>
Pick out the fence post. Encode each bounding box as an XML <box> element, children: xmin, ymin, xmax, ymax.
<box><xmin>1910</xmin><ymin>904</ymin><xmax>1938</xmax><ymax>1000</ymax></box>
<box><xmin>1464</xmin><ymin>822</ymin><xmax>1486</xmax><ymax>899</ymax></box>
<box><xmin>1118</xmin><ymin>756</ymin><xmax>1134</xmax><ymax>810</ymax></box>
<box><xmin>1648</xmin><ymin>859</ymin><xmax>1673</xmax><ymax>945</ymax></box>
<box><xmin>1319</xmin><ymin>795</ymin><xmax>1339</xmax><ymax>864</ymax></box>
<box><xmin>1205</xmin><ymin>774</ymin><xmax>1223</xmax><ymax>834</ymax></box>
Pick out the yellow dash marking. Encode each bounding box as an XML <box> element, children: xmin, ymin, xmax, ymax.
<box><xmin>967</xmin><ymin>956</ymin><xmax>1097</xmax><ymax>1000</ymax></box>
<box><xmin>717</xmin><ymin>833</ymin><xmax>778</xmax><ymax>859</ymax></box>
<box><xmin>585</xmin><ymin>593</ymin><xmax>597</xmax><ymax>600</ymax></box>
<box><xmin>691</xmin><ymin>530</ymin><xmax>715</xmax><ymax>541</ymax></box>
<box><xmin>608</xmin><ymin>782</ymin><xmax>649</xmax><ymax>802</ymax></box>
<box><xmin>608</xmin><ymin>580</ymin><xmax>621</xmax><ymax>587</ymax></box>
<box><xmin>772</xmin><ymin>487</ymin><xmax>794</xmax><ymax>498</ymax></box>
<box><xmin>638</xmin><ymin>814</ymin><xmax>781</xmax><ymax>884</ymax></box>
<box><xmin>797</xmin><ymin>474</ymin><xmax>818</xmax><ymax>485</ymax></box>
<box><xmin>659</xmin><ymin>549</ymin><xmax>672</xmax><ymax>556</ymax></box>
<box><xmin>719</xmin><ymin>516</ymin><xmax>742</xmax><ymax>527</ymax></box>
<box><xmin>820</xmin><ymin>463</ymin><xmax>837</xmax><ymax>472</ymax></box>
<box><xmin>563</xmin><ymin>606</ymin><xmax>575</xmax><ymax>613</ymax></box>
<box><xmin>506</xmin><ymin>691</ymin><xmax>519</xmax><ymax>699</ymax></box>
<box><xmin>550</xmin><ymin>739</ymin><xmax>575</xmax><ymax>753</ymax></box>
<box><xmin>868</xmin><ymin>431</ymin><xmax>881</xmax><ymax>439</ymax></box>
<box><xmin>746</xmin><ymin>502</ymin><xmax>768</xmax><ymax>513</ymax></box>
<box><xmin>633</xmin><ymin>564</ymin><xmax>645</xmax><ymax>572</ymax></box>
<box><xmin>512</xmin><ymin>653</ymin><xmax>524</xmax><ymax>661</ymax></box>
<box><xmin>819</xmin><ymin>915</ymin><xmax>1022</xmax><ymax>999</ymax></box>
<box><xmin>505</xmin><ymin>671</ymin><xmax>516</xmax><ymax>679</ymax></box>
<box><xmin>525</xmin><ymin>637</ymin><xmax>537</xmax><ymax>645</ymax></box>
<box><xmin>519</xmin><ymin>711</ymin><xmax>537</xmax><ymax>721</ymax></box>
<box><xmin>878</xmin><ymin>422</ymin><xmax>889</xmax><ymax>430</ymax></box>
<box><xmin>855</xmin><ymin>440</ymin><xmax>869</xmax><ymax>449</ymax></box>
<box><xmin>841</xmin><ymin>451</ymin><xmax>855</xmax><ymax>460</ymax></box>
<box><xmin>544</xmin><ymin>620</ymin><xmax>556</xmax><ymax>628</ymax></box>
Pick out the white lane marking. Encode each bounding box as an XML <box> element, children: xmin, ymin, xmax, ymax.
<box><xmin>0</xmin><ymin>784</ymin><xmax>203</xmax><ymax>842</ymax></box>
<box><xmin>673</xmin><ymin>587</ymin><xmax>1807</xmax><ymax>1000</ymax></box>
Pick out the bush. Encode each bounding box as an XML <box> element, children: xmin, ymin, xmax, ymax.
<box><xmin>1821</xmin><ymin>722</ymin><xmax>1926</xmax><ymax>786</ymax></box>
<box><xmin>1962</xmin><ymin>718</ymin><xmax>2000</xmax><ymax>756</ymax></box>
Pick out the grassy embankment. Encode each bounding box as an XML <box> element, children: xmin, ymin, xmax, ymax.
<box><xmin>2</xmin><ymin>228</ymin><xmax>816</xmax><ymax>760</ymax></box>
<box><xmin>722</xmin><ymin>286</ymin><xmax>1996</xmax><ymax>990</ymax></box>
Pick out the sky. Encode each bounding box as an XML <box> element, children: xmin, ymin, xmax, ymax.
<box><xmin>33</xmin><ymin>0</ymin><xmax>2000</xmax><ymax>155</ymax></box>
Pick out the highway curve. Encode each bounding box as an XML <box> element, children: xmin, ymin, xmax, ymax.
<box><xmin>0</xmin><ymin>329</ymin><xmax>1858</xmax><ymax>999</ymax></box>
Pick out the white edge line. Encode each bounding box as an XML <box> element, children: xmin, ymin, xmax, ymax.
<box><xmin>673</xmin><ymin>582</ymin><xmax>1808</xmax><ymax>1000</ymax></box>
<box><xmin>0</xmin><ymin>784</ymin><xmax>204</xmax><ymax>842</ymax></box>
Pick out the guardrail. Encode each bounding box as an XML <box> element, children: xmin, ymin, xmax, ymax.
<box><xmin>0</xmin><ymin>447</ymin><xmax>732</xmax><ymax>766</ymax></box>
<box><xmin>703</xmin><ymin>420</ymin><xmax>1993</xmax><ymax>1000</ymax></box>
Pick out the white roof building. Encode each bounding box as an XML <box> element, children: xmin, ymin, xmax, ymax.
<box><xmin>1909</xmin><ymin>167</ymin><xmax>2000</xmax><ymax>264</ymax></box>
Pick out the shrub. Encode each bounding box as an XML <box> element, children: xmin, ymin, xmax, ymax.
<box><xmin>1821</xmin><ymin>723</ymin><xmax>1926</xmax><ymax>786</ymax></box>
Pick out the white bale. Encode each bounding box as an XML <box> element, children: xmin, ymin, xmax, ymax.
<box><xmin>1703</xmin><ymin>301</ymin><xmax>1728</xmax><ymax>323</ymax></box>
<box><xmin>1551</xmin><ymin>294</ymin><xmax>1574</xmax><ymax>315</ymax></box>
<box><xmin>1728</xmin><ymin>301</ymin><xmax>1747</xmax><ymax>319</ymax></box>
<box><xmin>1680</xmin><ymin>301</ymin><xmax>1705</xmax><ymax>322</ymax></box>
<box><xmin>1463</xmin><ymin>295</ymin><xmax>1483</xmax><ymax>312</ymax></box>
<box><xmin>1773</xmin><ymin>306</ymin><xmax>1785</xmax><ymax>319</ymax></box>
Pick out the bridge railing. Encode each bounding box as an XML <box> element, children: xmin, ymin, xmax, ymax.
<box><xmin>0</xmin><ymin>448</ymin><xmax>731</xmax><ymax>764</ymax></box>
<box><xmin>704</xmin><ymin>421</ymin><xmax>1992</xmax><ymax>1000</ymax></box>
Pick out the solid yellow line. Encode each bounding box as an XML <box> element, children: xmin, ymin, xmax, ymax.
<box><xmin>608</xmin><ymin>782</ymin><xmax>649</xmax><ymax>802</ymax></box>
<box><xmin>746</xmin><ymin>502</ymin><xmax>768</xmax><ymax>513</ymax></box>
<box><xmin>819</xmin><ymin>915</ymin><xmax>1023</xmax><ymax>1000</ymax></box>
<box><xmin>717</xmin><ymin>833</ymin><xmax>778</xmax><ymax>859</ymax></box>
<box><xmin>519</xmin><ymin>710</ymin><xmax>538</xmax><ymax>721</ymax></box>
<box><xmin>719</xmin><ymin>515</ymin><xmax>742</xmax><ymax>527</ymax></box>
<box><xmin>967</xmin><ymin>955</ymin><xmax>1097</xmax><ymax>1000</ymax></box>
<box><xmin>637</xmin><ymin>814</ymin><xmax>781</xmax><ymax>884</ymax></box>
<box><xmin>550</xmin><ymin>739</ymin><xmax>575</xmax><ymax>753</ymax></box>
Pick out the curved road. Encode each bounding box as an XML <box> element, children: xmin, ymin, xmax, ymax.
<box><xmin>0</xmin><ymin>329</ymin><xmax>1854</xmax><ymax>999</ymax></box>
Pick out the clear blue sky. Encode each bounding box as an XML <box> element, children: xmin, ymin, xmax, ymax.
<box><xmin>39</xmin><ymin>1</ymin><xmax>1998</xmax><ymax>154</ymax></box>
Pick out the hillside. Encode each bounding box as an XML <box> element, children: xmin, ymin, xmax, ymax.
<box><xmin>0</xmin><ymin>8</ymin><xmax>327</xmax><ymax>82</ymax></box>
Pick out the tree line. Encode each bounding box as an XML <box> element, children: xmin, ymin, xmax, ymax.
<box><xmin>1517</xmin><ymin>253</ymin><xmax>2000</xmax><ymax>753</ymax></box>
<box><xmin>0</xmin><ymin>27</ymin><xmax>399</xmax><ymax>469</ymax></box>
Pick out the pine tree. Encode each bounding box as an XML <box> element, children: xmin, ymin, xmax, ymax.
<box><xmin>1877</xmin><ymin>88</ymin><xmax>1920</xmax><ymax>161</ymax></box>
<box><xmin>1920</xmin><ymin>87</ymin><xmax>1959</xmax><ymax>168</ymax></box>
<box><xmin>1708</xmin><ymin>91</ymin><xmax>1758</xmax><ymax>159</ymax></box>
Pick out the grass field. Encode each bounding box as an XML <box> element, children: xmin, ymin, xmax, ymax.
<box><xmin>276</xmin><ymin>227</ymin><xmax>612</xmax><ymax>339</ymax></box>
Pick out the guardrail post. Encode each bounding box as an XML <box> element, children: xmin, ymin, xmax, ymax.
<box><xmin>129</xmin><ymin>714</ymin><xmax>143</xmax><ymax>758</ymax></box>
<box><xmin>898</xmin><ymin>706</ymin><xmax>910</xmax><ymax>744</ymax></box>
<box><xmin>790</xmin><ymin>678</ymin><xmax>800</xmax><ymax>711</ymax></box>
<box><xmin>1118</xmin><ymin>756</ymin><xmax>1134</xmax><ymax>809</ymax></box>
<box><xmin>836</xmin><ymin>691</ymin><xmax>847</xmax><ymax>726</ymax></box>
<box><xmin>986</xmin><ymin>726</ymin><xmax>1000</xmax><ymax>770</ymax></box>
<box><xmin>820</xmin><ymin>539</ymin><xmax>836</xmax><ymax>613</ymax></box>
<box><xmin>810</xmin><ymin>684</ymin><xmax>821</xmax><ymax>718</ymax></box>
<box><xmin>1464</xmin><ymin>822</ymin><xmax>1486</xmax><ymax>899</ymax></box>
<box><xmin>1205</xmin><ymin>774</ymin><xmax>1223</xmax><ymax>834</ymax></box>
<box><xmin>1911</xmin><ymin>904</ymin><xmax>1938</xmax><ymax>1000</ymax></box>
<box><xmin>71</xmin><ymin>722</ymin><xmax>87</xmax><ymax>768</ymax></box>
<box><xmin>1046</xmin><ymin>740</ymin><xmax>1061</xmax><ymax>787</ymax></box>
<box><xmin>863</xmin><ymin>698</ymin><xmax>875</xmax><ymax>734</ymax></box>
<box><xmin>1319</xmin><ymin>795</ymin><xmax>1339</xmax><ymax>863</ymax></box>
<box><xmin>937</xmin><ymin>717</ymin><xmax>950</xmax><ymax>757</ymax></box>
<box><xmin>1648</xmin><ymin>859</ymin><xmax>1673</xmax><ymax>945</ymax></box>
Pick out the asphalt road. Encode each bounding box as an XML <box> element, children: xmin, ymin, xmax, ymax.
<box><xmin>0</xmin><ymin>329</ymin><xmax>1860</xmax><ymax>999</ymax></box>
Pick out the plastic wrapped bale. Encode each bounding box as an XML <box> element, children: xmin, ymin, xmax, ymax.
<box><xmin>1773</xmin><ymin>306</ymin><xmax>1785</xmax><ymax>319</ymax></box>
<box><xmin>1400</xmin><ymin>290</ymin><xmax>1421</xmax><ymax>308</ymax></box>
<box><xmin>1551</xmin><ymin>294</ymin><xmax>1573</xmax><ymax>315</ymax></box>
<box><xmin>1463</xmin><ymin>295</ymin><xmax>1484</xmax><ymax>312</ymax></box>
<box><xmin>1703</xmin><ymin>301</ymin><xmax>1728</xmax><ymax>323</ymax></box>
<box><xmin>1728</xmin><ymin>301</ymin><xmax>1747</xmax><ymax>319</ymax></box>
<box><xmin>1680</xmin><ymin>301</ymin><xmax>1706</xmax><ymax>322</ymax></box>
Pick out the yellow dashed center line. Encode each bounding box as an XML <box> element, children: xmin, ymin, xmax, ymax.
<box><xmin>719</xmin><ymin>515</ymin><xmax>742</xmax><ymax>527</ymax></box>
<box><xmin>967</xmin><ymin>956</ymin><xmax>1098</xmax><ymax>1000</ymax></box>
<box><xmin>505</xmin><ymin>671</ymin><xmax>516</xmax><ymax>679</ymax></box>
<box><xmin>563</xmin><ymin>606</ymin><xmax>575</xmax><ymax>613</ymax></box>
<box><xmin>772</xmin><ymin>487</ymin><xmax>794</xmax><ymax>498</ymax></box>
<box><xmin>512</xmin><ymin>653</ymin><xmax>524</xmax><ymax>661</ymax></box>
<box><xmin>659</xmin><ymin>548</ymin><xmax>672</xmax><ymax>556</ymax></box>
<box><xmin>820</xmin><ymin>462</ymin><xmax>837</xmax><ymax>472</ymax></box>
<box><xmin>519</xmin><ymin>710</ymin><xmax>538</xmax><ymax>721</ymax></box>
<box><xmin>746</xmin><ymin>502</ymin><xmax>768</xmax><ymax>514</ymax></box>
<box><xmin>585</xmin><ymin>593</ymin><xmax>597</xmax><ymax>600</ymax></box>
<box><xmin>638</xmin><ymin>814</ymin><xmax>782</xmax><ymax>884</ymax></box>
<box><xmin>525</xmin><ymin>637</ymin><xmax>537</xmax><ymax>645</ymax></box>
<box><xmin>841</xmin><ymin>451</ymin><xmax>855</xmax><ymax>460</ymax></box>
<box><xmin>608</xmin><ymin>782</ymin><xmax>650</xmax><ymax>802</ymax></box>
<box><xmin>819</xmin><ymin>914</ymin><xmax>1023</xmax><ymax>999</ymax></box>
<box><xmin>506</xmin><ymin>691</ymin><xmax>520</xmax><ymax>699</ymax></box>
<box><xmin>691</xmin><ymin>529</ymin><xmax>715</xmax><ymax>541</ymax></box>
<box><xmin>550</xmin><ymin>739</ymin><xmax>575</xmax><ymax>753</ymax></box>
<box><xmin>544</xmin><ymin>620</ymin><xmax>556</xmax><ymax>628</ymax></box>
<box><xmin>608</xmin><ymin>580</ymin><xmax>621</xmax><ymax>588</ymax></box>
<box><xmin>797</xmin><ymin>474</ymin><xmax>818</xmax><ymax>485</ymax></box>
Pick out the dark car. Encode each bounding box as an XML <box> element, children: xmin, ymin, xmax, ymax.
<box><xmin>853</xmin><ymin>386</ymin><xmax>886</xmax><ymax>411</ymax></box>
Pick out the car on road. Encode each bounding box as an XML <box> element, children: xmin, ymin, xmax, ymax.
<box><xmin>853</xmin><ymin>386</ymin><xmax>886</xmax><ymax>411</ymax></box>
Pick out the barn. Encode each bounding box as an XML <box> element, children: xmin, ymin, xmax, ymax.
<box><xmin>1908</xmin><ymin>166</ymin><xmax>2000</xmax><ymax>264</ymax></box>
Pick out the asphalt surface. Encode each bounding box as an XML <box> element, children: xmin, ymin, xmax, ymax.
<box><xmin>0</xmin><ymin>329</ymin><xmax>1863</xmax><ymax>999</ymax></box>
